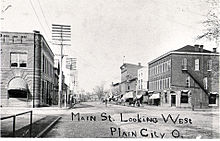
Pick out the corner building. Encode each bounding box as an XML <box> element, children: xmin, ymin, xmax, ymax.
<box><xmin>0</xmin><ymin>31</ymin><xmax>54</xmax><ymax>107</ymax></box>
<box><xmin>148</xmin><ymin>45</ymin><xmax>219</xmax><ymax>108</ymax></box>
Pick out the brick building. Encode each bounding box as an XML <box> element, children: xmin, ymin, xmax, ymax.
<box><xmin>120</xmin><ymin>63</ymin><xmax>143</xmax><ymax>103</ymax></box>
<box><xmin>0</xmin><ymin>31</ymin><xmax>54</xmax><ymax>107</ymax></box>
<box><xmin>148</xmin><ymin>45</ymin><xmax>219</xmax><ymax>108</ymax></box>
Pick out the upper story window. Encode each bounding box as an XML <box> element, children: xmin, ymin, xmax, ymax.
<box><xmin>10</xmin><ymin>53</ymin><xmax>27</xmax><ymax>67</ymax></box>
<box><xmin>195</xmin><ymin>59</ymin><xmax>200</xmax><ymax>71</ymax></box>
<box><xmin>207</xmin><ymin>60</ymin><xmax>212</xmax><ymax>71</ymax></box>
<box><xmin>203</xmin><ymin>77</ymin><xmax>208</xmax><ymax>90</ymax></box>
<box><xmin>182</xmin><ymin>58</ymin><xmax>187</xmax><ymax>70</ymax></box>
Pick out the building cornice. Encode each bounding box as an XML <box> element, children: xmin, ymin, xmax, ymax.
<box><xmin>148</xmin><ymin>51</ymin><xmax>219</xmax><ymax>65</ymax></box>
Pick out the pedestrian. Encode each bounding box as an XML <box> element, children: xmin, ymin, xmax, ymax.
<box><xmin>105</xmin><ymin>99</ymin><xmax>108</xmax><ymax>107</ymax></box>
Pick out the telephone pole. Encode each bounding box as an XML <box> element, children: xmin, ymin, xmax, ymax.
<box><xmin>52</xmin><ymin>24</ymin><xmax>71</xmax><ymax>108</ymax></box>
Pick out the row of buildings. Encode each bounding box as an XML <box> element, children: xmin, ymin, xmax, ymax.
<box><xmin>0</xmin><ymin>31</ymin><xmax>78</xmax><ymax>107</ymax></box>
<box><xmin>111</xmin><ymin>45</ymin><xmax>219</xmax><ymax>109</ymax></box>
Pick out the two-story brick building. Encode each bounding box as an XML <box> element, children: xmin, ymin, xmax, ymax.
<box><xmin>0</xmin><ymin>31</ymin><xmax>54</xmax><ymax>107</ymax></box>
<box><xmin>148</xmin><ymin>45</ymin><xmax>219</xmax><ymax>108</ymax></box>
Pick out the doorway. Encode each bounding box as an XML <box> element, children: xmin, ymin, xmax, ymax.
<box><xmin>171</xmin><ymin>95</ymin><xmax>176</xmax><ymax>107</ymax></box>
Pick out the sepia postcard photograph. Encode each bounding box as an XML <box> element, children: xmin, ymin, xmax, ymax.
<box><xmin>0</xmin><ymin>0</ymin><xmax>220</xmax><ymax>139</ymax></box>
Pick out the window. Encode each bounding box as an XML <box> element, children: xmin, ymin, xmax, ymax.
<box><xmin>181</xmin><ymin>94</ymin><xmax>188</xmax><ymax>103</ymax></box>
<box><xmin>182</xmin><ymin>58</ymin><xmax>187</xmax><ymax>70</ymax></box>
<box><xmin>209</xmin><ymin>94</ymin><xmax>217</xmax><ymax>104</ymax></box>
<box><xmin>168</xmin><ymin>77</ymin><xmax>171</xmax><ymax>88</ymax></box>
<box><xmin>195</xmin><ymin>59</ymin><xmax>200</xmax><ymax>71</ymax></box>
<box><xmin>207</xmin><ymin>60</ymin><xmax>212</xmax><ymax>71</ymax></box>
<box><xmin>203</xmin><ymin>77</ymin><xmax>208</xmax><ymax>90</ymax></box>
<box><xmin>168</xmin><ymin>60</ymin><xmax>171</xmax><ymax>70</ymax></box>
<box><xmin>10</xmin><ymin>53</ymin><xmax>27</xmax><ymax>67</ymax></box>
<box><xmin>3</xmin><ymin>35</ymin><xmax>9</xmax><ymax>42</ymax></box>
<box><xmin>21</xmin><ymin>36</ymin><xmax>27</xmax><ymax>43</ymax></box>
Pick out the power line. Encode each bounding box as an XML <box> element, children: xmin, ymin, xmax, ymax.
<box><xmin>37</xmin><ymin>0</ymin><xmax>51</xmax><ymax>33</ymax></box>
<box><xmin>28</xmin><ymin>0</ymin><xmax>49</xmax><ymax>39</ymax></box>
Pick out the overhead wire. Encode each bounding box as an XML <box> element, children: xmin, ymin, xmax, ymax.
<box><xmin>28</xmin><ymin>0</ymin><xmax>50</xmax><ymax>40</ymax></box>
<box><xmin>37</xmin><ymin>0</ymin><xmax>51</xmax><ymax>33</ymax></box>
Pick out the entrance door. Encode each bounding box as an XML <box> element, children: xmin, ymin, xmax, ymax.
<box><xmin>171</xmin><ymin>95</ymin><xmax>176</xmax><ymax>107</ymax></box>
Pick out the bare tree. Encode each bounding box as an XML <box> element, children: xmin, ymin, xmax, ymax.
<box><xmin>93</xmin><ymin>82</ymin><xmax>105</xmax><ymax>100</ymax></box>
<box><xmin>197</xmin><ymin>0</ymin><xmax>220</xmax><ymax>48</ymax></box>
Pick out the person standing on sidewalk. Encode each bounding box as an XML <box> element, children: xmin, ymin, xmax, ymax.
<box><xmin>105</xmin><ymin>98</ymin><xmax>108</xmax><ymax>107</ymax></box>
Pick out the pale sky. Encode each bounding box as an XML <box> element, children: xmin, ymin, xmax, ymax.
<box><xmin>1</xmin><ymin>0</ymin><xmax>217</xmax><ymax>92</ymax></box>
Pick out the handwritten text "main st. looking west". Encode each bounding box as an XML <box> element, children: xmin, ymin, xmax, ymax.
<box><xmin>71</xmin><ymin>112</ymin><xmax>192</xmax><ymax>125</ymax></box>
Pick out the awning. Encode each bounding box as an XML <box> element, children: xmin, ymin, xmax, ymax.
<box><xmin>209</xmin><ymin>92</ymin><xmax>218</xmax><ymax>95</ymax></box>
<box><xmin>8</xmin><ymin>78</ymin><xmax>28</xmax><ymax>91</ymax></box>
<box><xmin>122</xmin><ymin>92</ymin><xmax>134</xmax><ymax>100</ymax></box>
<box><xmin>181</xmin><ymin>90</ymin><xmax>189</xmax><ymax>93</ymax></box>
<box><xmin>148</xmin><ymin>91</ymin><xmax>154</xmax><ymax>94</ymax></box>
<box><xmin>149</xmin><ymin>93</ymin><xmax>160</xmax><ymax>99</ymax></box>
<box><xmin>136</xmin><ymin>94</ymin><xmax>143</xmax><ymax>99</ymax></box>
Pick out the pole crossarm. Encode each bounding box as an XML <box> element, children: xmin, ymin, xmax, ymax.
<box><xmin>52</xmin><ymin>24</ymin><xmax>71</xmax><ymax>108</ymax></box>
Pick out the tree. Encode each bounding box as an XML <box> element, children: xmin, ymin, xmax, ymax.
<box><xmin>93</xmin><ymin>82</ymin><xmax>105</xmax><ymax>100</ymax></box>
<box><xmin>197</xmin><ymin>0</ymin><xmax>220</xmax><ymax>49</ymax></box>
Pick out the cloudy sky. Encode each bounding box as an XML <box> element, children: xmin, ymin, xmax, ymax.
<box><xmin>1</xmin><ymin>0</ymin><xmax>217</xmax><ymax>92</ymax></box>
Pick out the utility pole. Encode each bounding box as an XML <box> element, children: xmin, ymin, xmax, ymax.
<box><xmin>52</xmin><ymin>24</ymin><xmax>71</xmax><ymax>108</ymax></box>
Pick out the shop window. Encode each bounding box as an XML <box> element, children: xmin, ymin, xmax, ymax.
<box><xmin>209</xmin><ymin>94</ymin><xmax>217</xmax><ymax>104</ymax></box>
<box><xmin>181</xmin><ymin>94</ymin><xmax>188</xmax><ymax>103</ymax></box>
<box><xmin>10</xmin><ymin>53</ymin><xmax>27</xmax><ymax>67</ymax></box>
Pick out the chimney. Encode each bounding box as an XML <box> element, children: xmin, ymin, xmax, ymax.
<box><xmin>138</xmin><ymin>62</ymin><xmax>141</xmax><ymax>66</ymax></box>
<box><xmin>194</xmin><ymin>44</ymin><xmax>199</xmax><ymax>52</ymax></box>
<box><xmin>213</xmin><ymin>48</ymin><xmax>217</xmax><ymax>53</ymax></box>
<box><xmin>199</xmin><ymin>45</ymin><xmax>204</xmax><ymax>52</ymax></box>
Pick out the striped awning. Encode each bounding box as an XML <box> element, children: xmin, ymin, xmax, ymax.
<box><xmin>8</xmin><ymin>78</ymin><xmax>28</xmax><ymax>91</ymax></box>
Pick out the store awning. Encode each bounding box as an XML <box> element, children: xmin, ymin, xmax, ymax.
<box><xmin>209</xmin><ymin>92</ymin><xmax>218</xmax><ymax>95</ymax></box>
<box><xmin>149</xmin><ymin>93</ymin><xmax>160</xmax><ymax>99</ymax></box>
<box><xmin>136</xmin><ymin>94</ymin><xmax>143</xmax><ymax>99</ymax></box>
<box><xmin>8</xmin><ymin>78</ymin><xmax>28</xmax><ymax>91</ymax></box>
<box><xmin>181</xmin><ymin>90</ymin><xmax>189</xmax><ymax>93</ymax></box>
<box><xmin>122</xmin><ymin>92</ymin><xmax>134</xmax><ymax>100</ymax></box>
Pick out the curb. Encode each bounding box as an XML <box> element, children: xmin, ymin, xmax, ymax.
<box><xmin>35</xmin><ymin>116</ymin><xmax>62</xmax><ymax>138</ymax></box>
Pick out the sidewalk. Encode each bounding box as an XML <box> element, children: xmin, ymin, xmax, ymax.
<box><xmin>107</xmin><ymin>102</ymin><xmax>219</xmax><ymax>113</ymax></box>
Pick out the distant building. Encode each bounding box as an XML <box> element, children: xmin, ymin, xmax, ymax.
<box><xmin>138</xmin><ymin>67</ymin><xmax>148</xmax><ymax>91</ymax></box>
<box><xmin>120</xmin><ymin>63</ymin><xmax>143</xmax><ymax>94</ymax></box>
<box><xmin>137</xmin><ymin>67</ymin><xmax>149</xmax><ymax>103</ymax></box>
<box><xmin>53</xmin><ymin>59</ymin><xmax>59</xmax><ymax>105</ymax></box>
<box><xmin>148</xmin><ymin>45</ymin><xmax>219</xmax><ymax>108</ymax></box>
<box><xmin>111</xmin><ymin>82</ymin><xmax>121</xmax><ymax>96</ymax></box>
<box><xmin>0</xmin><ymin>31</ymin><xmax>54</xmax><ymax>107</ymax></box>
